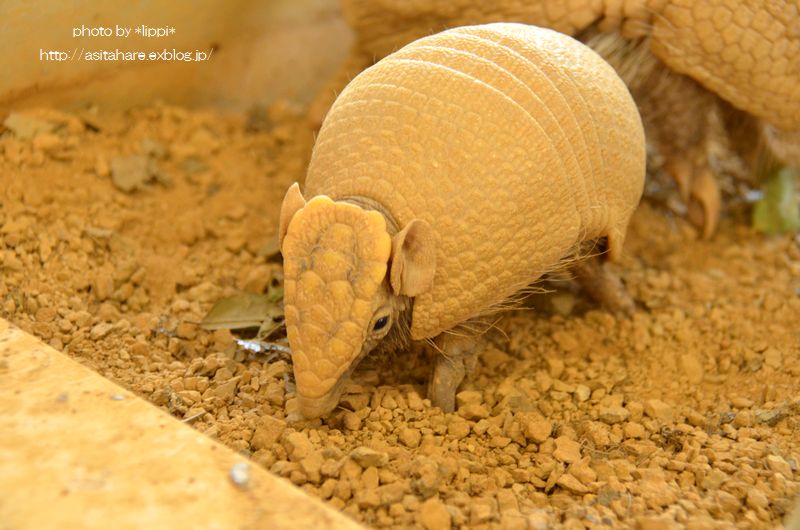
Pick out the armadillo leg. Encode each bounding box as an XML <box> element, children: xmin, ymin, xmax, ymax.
<box><xmin>427</xmin><ymin>333</ymin><xmax>481</xmax><ymax>412</ymax></box>
<box><xmin>572</xmin><ymin>257</ymin><xmax>635</xmax><ymax>316</ymax></box>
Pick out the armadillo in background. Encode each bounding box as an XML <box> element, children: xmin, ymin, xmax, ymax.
<box><xmin>310</xmin><ymin>0</ymin><xmax>800</xmax><ymax>239</ymax></box>
<box><xmin>279</xmin><ymin>23</ymin><xmax>646</xmax><ymax>419</ymax></box>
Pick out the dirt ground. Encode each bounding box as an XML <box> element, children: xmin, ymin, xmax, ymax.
<box><xmin>1</xmin><ymin>103</ymin><xmax>798</xmax><ymax>529</ymax></box>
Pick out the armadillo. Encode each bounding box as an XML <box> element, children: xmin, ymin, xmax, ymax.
<box><xmin>279</xmin><ymin>23</ymin><xmax>646</xmax><ymax>419</ymax></box>
<box><xmin>309</xmin><ymin>0</ymin><xmax>800</xmax><ymax>238</ymax></box>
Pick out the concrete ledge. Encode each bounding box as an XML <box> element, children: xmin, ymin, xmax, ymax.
<box><xmin>0</xmin><ymin>318</ymin><xmax>362</xmax><ymax>530</ymax></box>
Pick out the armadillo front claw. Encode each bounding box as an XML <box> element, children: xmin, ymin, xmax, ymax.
<box><xmin>687</xmin><ymin>168</ymin><xmax>721</xmax><ymax>240</ymax></box>
<box><xmin>664</xmin><ymin>160</ymin><xmax>722</xmax><ymax>239</ymax></box>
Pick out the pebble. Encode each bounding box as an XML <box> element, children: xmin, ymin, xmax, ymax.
<box><xmin>574</xmin><ymin>384</ymin><xmax>591</xmax><ymax>402</ymax></box>
<box><xmin>763</xmin><ymin>348</ymin><xmax>782</xmax><ymax>369</ymax></box>
<box><xmin>644</xmin><ymin>399</ymin><xmax>674</xmax><ymax>423</ymax></box>
<box><xmin>745</xmin><ymin>488</ymin><xmax>768</xmax><ymax>509</ymax></box>
<box><xmin>599</xmin><ymin>405</ymin><xmax>630</xmax><ymax>424</ymax></box>
<box><xmin>399</xmin><ymin>427</ymin><xmax>422</xmax><ymax>448</ymax></box>
<box><xmin>284</xmin><ymin>431</ymin><xmax>313</xmax><ymax>461</ymax></box>
<box><xmin>3</xmin><ymin>113</ymin><xmax>56</xmax><ymax>139</ymax></box>
<box><xmin>680</xmin><ymin>354</ymin><xmax>704</xmax><ymax>384</ymax></box>
<box><xmin>523</xmin><ymin>417</ymin><xmax>552</xmax><ymax>444</ymax></box>
<box><xmin>636</xmin><ymin>516</ymin><xmax>679</xmax><ymax>530</ymax></box>
<box><xmin>250</xmin><ymin>418</ymin><xmax>286</xmax><ymax>450</ymax></box>
<box><xmin>624</xmin><ymin>422</ymin><xmax>646</xmax><ymax>439</ymax></box>
<box><xmin>458</xmin><ymin>403</ymin><xmax>489</xmax><ymax>420</ymax></box>
<box><xmin>417</xmin><ymin>498</ymin><xmax>451</xmax><ymax>530</ymax></box>
<box><xmin>556</xmin><ymin>473</ymin><xmax>588</xmax><ymax>494</ymax></box>
<box><xmin>111</xmin><ymin>155</ymin><xmax>155</xmax><ymax>192</ymax></box>
<box><xmin>90</xmin><ymin>322</ymin><xmax>113</xmax><ymax>340</ymax></box>
<box><xmin>765</xmin><ymin>455</ymin><xmax>792</xmax><ymax>476</ymax></box>
<box><xmin>350</xmin><ymin>446</ymin><xmax>389</xmax><ymax>468</ymax></box>
<box><xmin>456</xmin><ymin>390</ymin><xmax>482</xmax><ymax>407</ymax></box>
<box><xmin>343</xmin><ymin>411</ymin><xmax>361</xmax><ymax>431</ymax></box>
<box><xmin>553</xmin><ymin>436</ymin><xmax>581</xmax><ymax>463</ymax></box>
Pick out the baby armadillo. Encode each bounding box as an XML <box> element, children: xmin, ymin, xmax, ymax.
<box><xmin>279</xmin><ymin>23</ymin><xmax>646</xmax><ymax>419</ymax></box>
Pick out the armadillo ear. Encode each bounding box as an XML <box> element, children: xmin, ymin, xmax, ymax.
<box><xmin>390</xmin><ymin>219</ymin><xmax>436</xmax><ymax>297</ymax></box>
<box><xmin>278</xmin><ymin>182</ymin><xmax>307</xmax><ymax>248</ymax></box>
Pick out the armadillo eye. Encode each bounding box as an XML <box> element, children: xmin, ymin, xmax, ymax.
<box><xmin>373</xmin><ymin>316</ymin><xmax>389</xmax><ymax>331</ymax></box>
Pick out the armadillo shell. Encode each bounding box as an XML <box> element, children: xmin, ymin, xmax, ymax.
<box><xmin>306</xmin><ymin>23</ymin><xmax>646</xmax><ymax>339</ymax></box>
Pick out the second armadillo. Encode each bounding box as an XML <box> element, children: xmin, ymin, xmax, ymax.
<box><xmin>279</xmin><ymin>23</ymin><xmax>646</xmax><ymax>419</ymax></box>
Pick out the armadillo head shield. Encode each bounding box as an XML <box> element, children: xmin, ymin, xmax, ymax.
<box><xmin>282</xmin><ymin>196</ymin><xmax>392</xmax><ymax>418</ymax></box>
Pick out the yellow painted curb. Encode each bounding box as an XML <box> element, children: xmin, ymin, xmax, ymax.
<box><xmin>0</xmin><ymin>318</ymin><xmax>363</xmax><ymax>530</ymax></box>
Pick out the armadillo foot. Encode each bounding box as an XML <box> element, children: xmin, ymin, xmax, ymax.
<box><xmin>572</xmin><ymin>257</ymin><xmax>635</xmax><ymax>316</ymax></box>
<box><xmin>687</xmin><ymin>168</ymin><xmax>721</xmax><ymax>239</ymax></box>
<box><xmin>427</xmin><ymin>333</ymin><xmax>480</xmax><ymax>412</ymax></box>
<box><xmin>664</xmin><ymin>160</ymin><xmax>722</xmax><ymax>239</ymax></box>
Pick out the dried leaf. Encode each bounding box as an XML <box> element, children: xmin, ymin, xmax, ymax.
<box><xmin>753</xmin><ymin>167</ymin><xmax>800</xmax><ymax>234</ymax></box>
<box><xmin>200</xmin><ymin>293</ymin><xmax>281</xmax><ymax>331</ymax></box>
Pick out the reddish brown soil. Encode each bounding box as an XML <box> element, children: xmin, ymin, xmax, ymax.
<box><xmin>1</xmin><ymin>104</ymin><xmax>798</xmax><ymax>529</ymax></box>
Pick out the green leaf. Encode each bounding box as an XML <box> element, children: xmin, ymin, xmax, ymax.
<box><xmin>752</xmin><ymin>167</ymin><xmax>800</xmax><ymax>234</ymax></box>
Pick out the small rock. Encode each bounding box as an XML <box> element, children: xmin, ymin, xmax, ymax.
<box><xmin>111</xmin><ymin>155</ymin><xmax>156</xmax><ymax>192</ymax></box>
<box><xmin>636</xmin><ymin>516</ymin><xmax>679</xmax><ymax>530</ymax></box>
<box><xmin>685</xmin><ymin>409</ymin><xmax>706</xmax><ymax>427</ymax></box>
<box><xmin>552</xmin><ymin>331</ymin><xmax>578</xmax><ymax>354</ymax></box>
<box><xmin>399</xmin><ymin>427</ymin><xmax>422</xmax><ymax>448</ymax></box>
<box><xmin>523</xmin><ymin>418</ymin><xmax>553</xmax><ymax>444</ymax></box>
<box><xmin>623</xmin><ymin>422</ymin><xmax>646</xmax><ymax>439</ymax></box>
<box><xmin>546</xmin><ymin>356</ymin><xmax>566</xmax><ymax>377</ymax></box>
<box><xmin>569</xmin><ymin>461</ymin><xmax>597</xmax><ymax>484</ymax></box>
<box><xmin>573</xmin><ymin>384</ymin><xmax>591</xmax><ymax>402</ymax></box>
<box><xmin>730</xmin><ymin>396</ymin><xmax>753</xmax><ymax>408</ymax></box>
<box><xmin>417</xmin><ymin>498</ymin><xmax>451</xmax><ymax>530</ymax></box>
<box><xmin>284</xmin><ymin>431</ymin><xmax>313</xmax><ymax>461</ymax></box>
<box><xmin>343</xmin><ymin>411</ymin><xmax>361</xmax><ymax>431</ymax></box>
<box><xmin>639</xmin><ymin>476</ymin><xmax>678</xmax><ymax>508</ymax></box>
<box><xmin>469</xmin><ymin>499</ymin><xmax>494</xmax><ymax>525</ymax></box>
<box><xmin>715</xmin><ymin>490</ymin><xmax>740</xmax><ymax>514</ymax></box>
<box><xmin>4</xmin><ymin>113</ymin><xmax>56</xmax><ymax>139</ymax></box>
<box><xmin>553</xmin><ymin>436</ymin><xmax>581</xmax><ymax>463</ymax></box>
<box><xmin>251</xmin><ymin>418</ymin><xmax>286</xmax><ymax>450</ymax></box>
<box><xmin>599</xmin><ymin>405</ymin><xmax>630</xmax><ymax>424</ymax></box>
<box><xmin>447</xmin><ymin>420</ymin><xmax>471</xmax><ymax>439</ymax></box>
<box><xmin>745</xmin><ymin>488</ymin><xmax>769</xmax><ymax>509</ymax></box>
<box><xmin>556</xmin><ymin>473</ymin><xmax>588</xmax><ymax>494</ymax></box>
<box><xmin>377</xmin><ymin>482</ymin><xmax>407</xmax><ymax>506</ymax></box>
<box><xmin>644</xmin><ymin>399</ymin><xmax>673</xmax><ymax>424</ymax></box>
<box><xmin>354</xmin><ymin>488</ymin><xmax>381</xmax><ymax>508</ymax></box>
<box><xmin>90</xmin><ymin>322</ymin><xmax>113</xmax><ymax>340</ymax></box>
<box><xmin>766</xmin><ymin>455</ymin><xmax>792</xmax><ymax>476</ymax></box>
<box><xmin>763</xmin><ymin>348</ymin><xmax>782</xmax><ymax>369</ymax></box>
<box><xmin>458</xmin><ymin>403</ymin><xmax>489</xmax><ymax>420</ymax></box>
<box><xmin>350</xmin><ymin>446</ymin><xmax>389</xmax><ymax>468</ymax></box>
<box><xmin>679</xmin><ymin>354</ymin><xmax>704</xmax><ymax>384</ymax></box>
<box><xmin>456</xmin><ymin>390</ymin><xmax>483</xmax><ymax>408</ymax></box>
<box><xmin>212</xmin><ymin>378</ymin><xmax>239</xmax><ymax>400</ymax></box>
